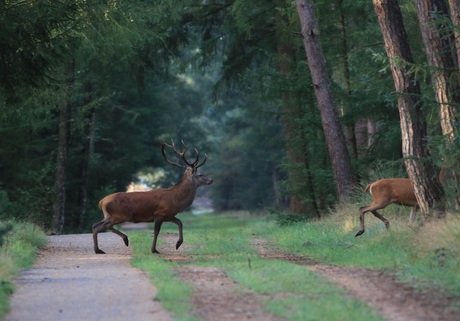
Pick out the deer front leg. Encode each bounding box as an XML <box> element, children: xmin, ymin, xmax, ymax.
<box><xmin>152</xmin><ymin>217</ymin><xmax>165</xmax><ymax>254</ymax></box>
<box><xmin>169</xmin><ymin>217</ymin><xmax>183</xmax><ymax>250</ymax></box>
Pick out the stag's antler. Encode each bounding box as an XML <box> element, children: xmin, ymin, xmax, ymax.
<box><xmin>161</xmin><ymin>139</ymin><xmax>207</xmax><ymax>170</ymax></box>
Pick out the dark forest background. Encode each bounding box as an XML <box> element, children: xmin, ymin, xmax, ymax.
<box><xmin>1</xmin><ymin>0</ymin><xmax>459</xmax><ymax>233</ymax></box>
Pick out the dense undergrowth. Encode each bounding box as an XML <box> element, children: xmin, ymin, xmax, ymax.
<box><xmin>131</xmin><ymin>207</ymin><xmax>460</xmax><ymax>320</ymax></box>
<box><xmin>0</xmin><ymin>222</ymin><xmax>46</xmax><ymax>318</ymax></box>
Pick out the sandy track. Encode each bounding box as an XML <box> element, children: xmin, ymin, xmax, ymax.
<box><xmin>5</xmin><ymin>233</ymin><xmax>172</xmax><ymax>321</ymax></box>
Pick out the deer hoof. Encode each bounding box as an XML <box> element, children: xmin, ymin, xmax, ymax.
<box><xmin>355</xmin><ymin>230</ymin><xmax>364</xmax><ymax>237</ymax></box>
<box><xmin>152</xmin><ymin>249</ymin><xmax>161</xmax><ymax>254</ymax></box>
<box><xmin>123</xmin><ymin>237</ymin><xmax>129</xmax><ymax>247</ymax></box>
<box><xmin>176</xmin><ymin>241</ymin><xmax>183</xmax><ymax>250</ymax></box>
<box><xmin>95</xmin><ymin>249</ymin><xmax>106</xmax><ymax>254</ymax></box>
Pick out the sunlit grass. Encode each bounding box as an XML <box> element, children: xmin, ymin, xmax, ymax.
<box><xmin>0</xmin><ymin>222</ymin><xmax>46</xmax><ymax>319</ymax></box>
<box><xmin>263</xmin><ymin>205</ymin><xmax>460</xmax><ymax>295</ymax></box>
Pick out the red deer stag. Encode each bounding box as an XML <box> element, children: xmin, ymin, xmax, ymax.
<box><xmin>92</xmin><ymin>140</ymin><xmax>213</xmax><ymax>254</ymax></box>
<box><xmin>355</xmin><ymin>178</ymin><xmax>418</xmax><ymax>237</ymax></box>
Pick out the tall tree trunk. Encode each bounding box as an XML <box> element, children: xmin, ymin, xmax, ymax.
<box><xmin>416</xmin><ymin>0</ymin><xmax>460</xmax><ymax>208</ymax></box>
<box><xmin>77</xmin><ymin>83</ymin><xmax>97</xmax><ymax>232</ymax></box>
<box><xmin>277</xmin><ymin>42</ymin><xmax>311</xmax><ymax>215</ymax></box>
<box><xmin>416</xmin><ymin>0</ymin><xmax>459</xmax><ymax>140</ymax></box>
<box><xmin>296</xmin><ymin>0</ymin><xmax>355</xmax><ymax>202</ymax></box>
<box><xmin>52</xmin><ymin>59</ymin><xmax>75</xmax><ymax>234</ymax></box>
<box><xmin>372</xmin><ymin>0</ymin><xmax>444</xmax><ymax>216</ymax></box>
<box><xmin>448</xmin><ymin>0</ymin><xmax>460</xmax><ymax>68</ymax></box>
<box><xmin>338</xmin><ymin>0</ymin><xmax>359</xmax><ymax>160</ymax></box>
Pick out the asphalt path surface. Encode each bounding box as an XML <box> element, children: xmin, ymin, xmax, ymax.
<box><xmin>5</xmin><ymin>233</ymin><xmax>172</xmax><ymax>321</ymax></box>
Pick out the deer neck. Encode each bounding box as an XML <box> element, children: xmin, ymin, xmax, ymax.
<box><xmin>174</xmin><ymin>175</ymin><xmax>197</xmax><ymax>209</ymax></box>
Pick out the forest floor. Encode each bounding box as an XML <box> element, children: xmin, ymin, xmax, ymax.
<box><xmin>3</xmin><ymin>229</ymin><xmax>458</xmax><ymax>321</ymax></box>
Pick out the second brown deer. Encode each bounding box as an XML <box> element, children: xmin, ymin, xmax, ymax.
<box><xmin>92</xmin><ymin>140</ymin><xmax>213</xmax><ymax>254</ymax></box>
<box><xmin>355</xmin><ymin>178</ymin><xmax>418</xmax><ymax>237</ymax></box>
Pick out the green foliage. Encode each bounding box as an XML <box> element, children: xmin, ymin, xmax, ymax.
<box><xmin>0</xmin><ymin>223</ymin><xmax>13</xmax><ymax>247</ymax></box>
<box><xmin>1</xmin><ymin>0</ymin><xmax>459</xmax><ymax>234</ymax></box>
<box><xmin>274</xmin><ymin>212</ymin><xmax>311</xmax><ymax>226</ymax></box>
<box><xmin>0</xmin><ymin>1</ymin><xmax>79</xmax><ymax>100</ymax></box>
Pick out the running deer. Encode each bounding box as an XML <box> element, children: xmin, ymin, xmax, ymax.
<box><xmin>92</xmin><ymin>140</ymin><xmax>213</xmax><ymax>254</ymax></box>
<box><xmin>355</xmin><ymin>178</ymin><xmax>418</xmax><ymax>237</ymax></box>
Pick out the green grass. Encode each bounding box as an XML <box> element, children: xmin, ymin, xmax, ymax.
<box><xmin>0</xmin><ymin>222</ymin><xmax>46</xmax><ymax>319</ymax></box>
<box><xmin>130</xmin><ymin>231</ymin><xmax>199</xmax><ymax>321</ymax></box>
<box><xmin>263</xmin><ymin>204</ymin><xmax>460</xmax><ymax>295</ymax></box>
<box><xmin>129</xmin><ymin>212</ymin><xmax>385</xmax><ymax>321</ymax></box>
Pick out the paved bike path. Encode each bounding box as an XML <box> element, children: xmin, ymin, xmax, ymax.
<box><xmin>5</xmin><ymin>233</ymin><xmax>172</xmax><ymax>321</ymax></box>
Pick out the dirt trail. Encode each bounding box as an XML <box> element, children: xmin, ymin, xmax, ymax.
<box><xmin>161</xmin><ymin>233</ymin><xmax>458</xmax><ymax>321</ymax></box>
<box><xmin>4</xmin><ymin>233</ymin><xmax>172</xmax><ymax>321</ymax></box>
<box><xmin>175</xmin><ymin>266</ymin><xmax>285</xmax><ymax>321</ymax></box>
<box><xmin>254</xmin><ymin>238</ymin><xmax>459</xmax><ymax>321</ymax></box>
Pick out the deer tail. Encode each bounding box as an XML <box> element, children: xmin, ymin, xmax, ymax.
<box><xmin>364</xmin><ymin>184</ymin><xmax>371</xmax><ymax>194</ymax></box>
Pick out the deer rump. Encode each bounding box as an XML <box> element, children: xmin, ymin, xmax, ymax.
<box><xmin>356</xmin><ymin>178</ymin><xmax>418</xmax><ymax>237</ymax></box>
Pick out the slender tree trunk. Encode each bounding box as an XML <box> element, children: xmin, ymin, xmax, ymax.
<box><xmin>52</xmin><ymin>59</ymin><xmax>75</xmax><ymax>234</ymax></box>
<box><xmin>372</xmin><ymin>0</ymin><xmax>444</xmax><ymax>216</ymax></box>
<box><xmin>78</xmin><ymin>108</ymin><xmax>96</xmax><ymax>232</ymax></box>
<box><xmin>448</xmin><ymin>0</ymin><xmax>460</xmax><ymax>68</ymax></box>
<box><xmin>416</xmin><ymin>0</ymin><xmax>460</xmax><ymax>208</ymax></box>
<box><xmin>296</xmin><ymin>0</ymin><xmax>355</xmax><ymax>202</ymax></box>
<box><xmin>338</xmin><ymin>0</ymin><xmax>359</xmax><ymax>160</ymax></box>
<box><xmin>277</xmin><ymin>42</ymin><xmax>310</xmax><ymax>215</ymax></box>
<box><xmin>416</xmin><ymin>0</ymin><xmax>459</xmax><ymax>140</ymax></box>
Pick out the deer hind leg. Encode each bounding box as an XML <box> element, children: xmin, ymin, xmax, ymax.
<box><xmin>370</xmin><ymin>210</ymin><xmax>390</xmax><ymax>230</ymax></box>
<box><xmin>356</xmin><ymin>206</ymin><xmax>369</xmax><ymax>237</ymax></box>
<box><xmin>108</xmin><ymin>226</ymin><xmax>129</xmax><ymax>247</ymax></box>
<box><xmin>408</xmin><ymin>206</ymin><xmax>418</xmax><ymax>223</ymax></box>
<box><xmin>92</xmin><ymin>219</ymin><xmax>113</xmax><ymax>254</ymax></box>
<box><xmin>356</xmin><ymin>204</ymin><xmax>388</xmax><ymax>237</ymax></box>
<box><xmin>169</xmin><ymin>217</ymin><xmax>183</xmax><ymax>250</ymax></box>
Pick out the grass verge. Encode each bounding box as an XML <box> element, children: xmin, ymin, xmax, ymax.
<box><xmin>129</xmin><ymin>231</ymin><xmax>199</xmax><ymax>321</ymax></box>
<box><xmin>0</xmin><ymin>221</ymin><xmax>47</xmax><ymax>319</ymax></box>
<box><xmin>265</xmin><ymin>204</ymin><xmax>460</xmax><ymax>296</ymax></box>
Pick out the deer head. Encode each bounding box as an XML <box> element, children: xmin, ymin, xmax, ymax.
<box><xmin>160</xmin><ymin>139</ymin><xmax>213</xmax><ymax>187</ymax></box>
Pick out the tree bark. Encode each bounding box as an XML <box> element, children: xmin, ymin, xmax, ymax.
<box><xmin>448</xmin><ymin>0</ymin><xmax>460</xmax><ymax>68</ymax></box>
<box><xmin>416</xmin><ymin>0</ymin><xmax>460</xmax><ymax>208</ymax></box>
<box><xmin>52</xmin><ymin>59</ymin><xmax>75</xmax><ymax>234</ymax></box>
<box><xmin>338</xmin><ymin>0</ymin><xmax>359</xmax><ymax>160</ymax></box>
<box><xmin>276</xmin><ymin>42</ymin><xmax>312</xmax><ymax>215</ymax></box>
<box><xmin>296</xmin><ymin>0</ymin><xmax>355</xmax><ymax>202</ymax></box>
<box><xmin>77</xmin><ymin>83</ymin><xmax>97</xmax><ymax>232</ymax></box>
<box><xmin>416</xmin><ymin>0</ymin><xmax>459</xmax><ymax>140</ymax></box>
<box><xmin>372</xmin><ymin>0</ymin><xmax>444</xmax><ymax>215</ymax></box>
